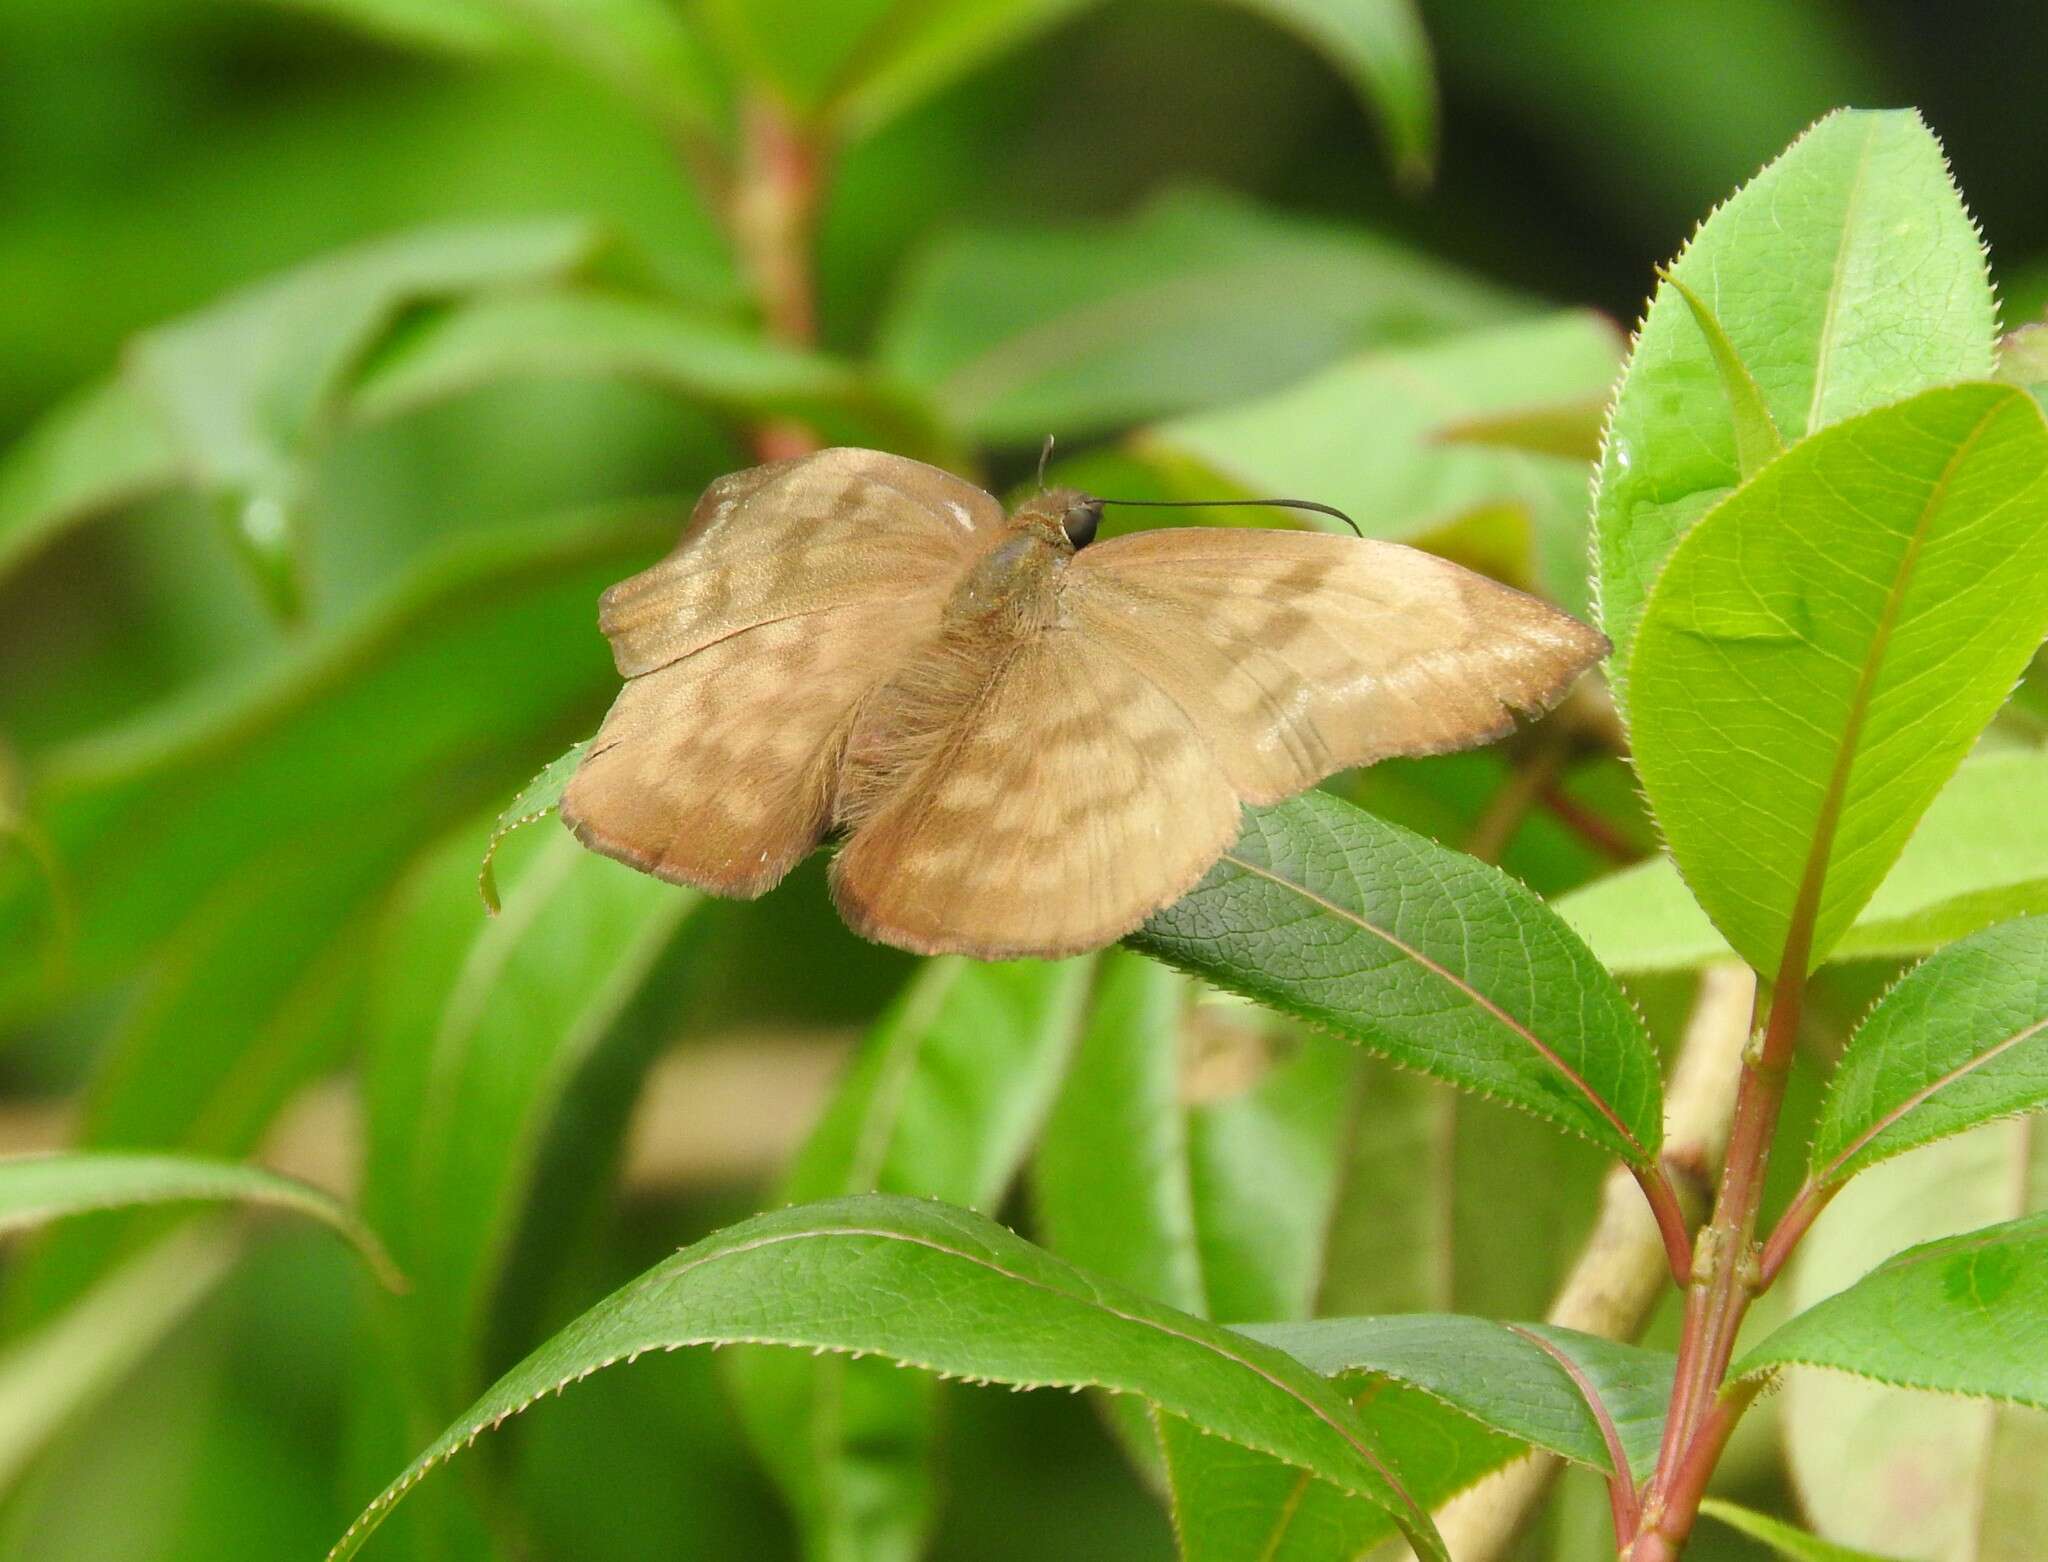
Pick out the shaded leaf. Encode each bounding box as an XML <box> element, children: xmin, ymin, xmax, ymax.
<box><xmin>124</xmin><ymin>217</ymin><xmax>607</xmax><ymax>615</ymax></box>
<box><xmin>877</xmin><ymin>187</ymin><xmax>1516</xmax><ymax>442</ymax></box>
<box><xmin>1243</xmin><ymin>1314</ymin><xmax>1672</xmax><ymax>1477</ymax></box>
<box><xmin>330</xmin><ymin>1196</ymin><xmax>1448</xmax><ymax>1561</ymax></box>
<box><xmin>1812</xmin><ymin>917</ymin><xmax>2048</xmax><ymax>1186</ymax></box>
<box><xmin>1131</xmin><ymin>792</ymin><xmax>1662</xmax><ymax>1163</ymax></box>
<box><xmin>1739</xmin><ymin>1209</ymin><xmax>2048</xmax><ymax>1407</ymax></box>
<box><xmin>349</xmin><ymin>289</ymin><xmax>939</xmax><ymax>452</ymax></box>
<box><xmin>0</xmin><ymin>377</ymin><xmax>180</xmax><ymax>580</ymax></box>
<box><xmin>1629</xmin><ymin>383</ymin><xmax>2048</xmax><ymax>976</ymax></box>
<box><xmin>363</xmin><ymin>829</ymin><xmax>704</xmax><ymax>1405</ymax></box>
<box><xmin>0</xmin><ymin>1227</ymin><xmax>241</xmax><ymax>1497</ymax></box>
<box><xmin>1597</xmin><ymin>109</ymin><xmax>1997</xmax><ymax>703</ymax></box>
<box><xmin>0</xmin><ymin>503</ymin><xmax>668</xmax><ymax>1016</ymax></box>
<box><xmin>1431</xmin><ymin>394</ymin><xmax>1608</xmax><ymax>462</ymax></box>
<box><xmin>1218</xmin><ymin>0</ymin><xmax>1436</xmax><ymax>188</ymax></box>
<box><xmin>1558</xmin><ymin>751</ymin><xmax>2048</xmax><ymax>972</ymax></box>
<box><xmin>728</xmin><ymin>958</ymin><xmax>1092</xmax><ymax>1562</ymax></box>
<box><xmin>0</xmin><ymin>1152</ymin><xmax>396</xmax><ymax>1286</ymax></box>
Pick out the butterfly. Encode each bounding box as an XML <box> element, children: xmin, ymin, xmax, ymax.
<box><xmin>561</xmin><ymin>447</ymin><xmax>1607</xmax><ymax>959</ymax></box>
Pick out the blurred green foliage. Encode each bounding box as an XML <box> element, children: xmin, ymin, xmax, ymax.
<box><xmin>4</xmin><ymin>2</ymin><xmax>2048</xmax><ymax>1560</ymax></box>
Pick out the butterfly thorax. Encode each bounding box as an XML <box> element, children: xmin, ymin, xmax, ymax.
<box><xmin>942</xmin><ymin>485</ymin><xmax>1097</xmax><ymax>628</ymax></box>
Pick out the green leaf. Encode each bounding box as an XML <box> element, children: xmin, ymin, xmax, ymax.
<box><xmin>0</xmin><ymin>377</ymin><xmax>180</xmax><ymax>581</ymax></box>
<box><xmin>1629</xmin><ymin>383</ymin><xmax>2048</xmax><ymax>977</ymax></box>
<box><xmin>1596</xmin><ymin>109</ymin><xmax>1997</xmax><ymax>704</ymax></box>
<box><xmin>348</xmin><ymin>289</ymin><xmax>938</xmax><ymax>451</ymax></box>
<box><xmin>726</xmin><ymin>958</ymin><xmax>1092</xmax><ymax>1562</ymax></box>
<box><xmin>1034</xmin><ymin>954</ymin><xmax>1356</xmax><ymax>1326</ymax></box>
<box><xmin>1780</xmin><ymin>1125</ymin><xmax>2048</xmax><ymax>1558</ymax></box>
<box><xmin>363</xmin><ymin>828</ymin><xmax>704</xmax><ymax>1405</ymax></box>
<box><xmin>1143</xmin><ymin>310</ymin><xmax>1620</xmax><ymax>615</ymax></box>
<box><xmin>329</xmin><ymin>1196</ymin><xmax>1448</xmax><ymax>1562</ymax></box>
<box><xmin>1659</xmin><ymin>270</ymin><xmax>1783</xmax><ymax>480</ymax></box>
<box><xmin>1699</xmin><ymin>1500</ymin><xmax>1906</xmax><ymax>1561</ymax></box>
<box><xmin>1030</xmin><ymin>953</ymin><xmax>1358</xmax><ymax>1528</ymax></box>
<box><xmin>1811</xmin><ymin>917</ymin><xmax>2048</xmax><ymax>1187</ymax></box>
<box><xmin>261</xmin><ymin>0</ymin><xmax>521</xmax><ymax>53</ymax></box>
<box><xmin>0</xmin><ymin>503</ymin><xmax>667</xmax><ymax>1017</ymax></box>
<box><xmin>121</xmin><ymin>217</ymin><xmax>605</xmax><ymax>615</ymax></box>
<box><xmin>3</xmin><ymin>831</ymin><xmax>406</xmax><ymax>1326</ymax></box>
<box><xmin>1559</xmin><ymin>751</ymin><xmax>2048</xmax><ymax>972</ymax></box>
<box><xmin>1130</xmin><ymin>791</ymin><xmax>1663</xmax><ymax>1163</ymax></box>
<box><xmin>1430</xmin><ymin>394</ymin><xmax>1609</xmax><ymax>463</ymax></box>
<box><xmin>815</xmin><ymin>0</ymin><xmax>1098</xmax><ymax>143</ymax></box>
<box><xmin>0</xmin><ymin>1152</ymin><xmax>396</xmax><ymax>1286</ymax></box>
<box><xmin>877</xmin><ymin>187</ymin><xmax>1517</xmax><ymax>442</ymax></box>
<box><xmin>1737</xmin><ymin>1209</ymin><xmax>2048</xmax><ymax>1407</ymax></box>
<box><xmin>1156</xmin><ymin>1391</ymin><xmax>1516</xmax><ymax>1562</ymax></box>
<box><xmin>478</xmin><ymin>741</ymin><xmax>588</xmax><ymax>915</ymax></box>
<box><xmin>0</xmin><ymin>1227</ymin><xmax>242</xmax><ymax>1498</ymax></box>
<box><xmin>1243</xmin><ymin>1314</ymin><xmax>1672</xmax><ymax>1477</ymax></box>
<box><xmin>1213</xmin><ymin>0</ymin><xmax>1435</xmax><ymax>187</ymax></box>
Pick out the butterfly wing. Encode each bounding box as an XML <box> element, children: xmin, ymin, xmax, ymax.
<box><xmin>562</xmin><ymin>449</ymin><xmax>1001</xmax><ymax>896</ymax></box>
<box><xmin>1067</xmin><ymin>527</ymin><xmax>1608</xmax><ymax>804</ymax></box>
<box><xmin>828</xmin><ymin>630</ymin><xmax>1241</xmax><ymax>959</ymax></box>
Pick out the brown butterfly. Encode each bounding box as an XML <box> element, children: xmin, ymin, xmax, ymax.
<box><xmin>561</xmin><ymin>447</ymin><xmax>1607</xmax><ymax>959</ymax></box>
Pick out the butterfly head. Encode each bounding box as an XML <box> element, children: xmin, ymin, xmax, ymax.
<box><xmin>1009</xmin><ymin>487</ymin><xmax>1103</xmax><ymax>552</ymax></box>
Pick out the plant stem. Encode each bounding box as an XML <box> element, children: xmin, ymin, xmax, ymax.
<box><xmin>732</xmin><ymin>95</ymin><xmax>826</xmax><ymax>461</ymax></box>
<box><xmin>1629</xmin><ymin>960</ymin><xmax>1806</xmax><ymax>1559</ymax></box>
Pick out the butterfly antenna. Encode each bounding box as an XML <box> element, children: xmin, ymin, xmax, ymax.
<box><xmin>1085</xmin><ymin>495</ymin><xmax>1364</xmax><ymax>539</ymax></box>
<box><xmin>1036</xmin><ymin>435</ymin><xmax>1056</xmax><ymax>492</ymax></box>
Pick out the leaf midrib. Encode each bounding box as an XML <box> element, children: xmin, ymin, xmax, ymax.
<box><xmin>1218</xmin><ymin>851</ymin><xmax>1649</xmax><ymax>1162</ymax></box>
<box><xmin>1773</xmin><ymin>396</ymin><xmax>2005</xmax><ymax>977</ymax></box>
<box><xmin>353</xmin><ymin>1221</ymin><xmax>1440</xmax><ymax>1553</ymax></box>
<box><xmin>1818</xmin><ymin>1011</ymin><xmax>2048</xmax><ymax>1184</ymax></box>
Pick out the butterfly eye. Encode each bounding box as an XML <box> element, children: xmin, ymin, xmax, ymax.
<box><xmin>1062</xmin><ymin>501</ymin><xmax>1102</xmax><ymax>550</ymax></box>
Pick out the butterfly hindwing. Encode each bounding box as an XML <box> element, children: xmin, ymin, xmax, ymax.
<box><xmin>562</xmin><ymin>449</ymin><xmax>998</xmax><ymax>896</ymax></box>
<box><xmin>829</xmin><ymin>630</ymin><xmax>1241</xmax><ymax>959</ymax></box>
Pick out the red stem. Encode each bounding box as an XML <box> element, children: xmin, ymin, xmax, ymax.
<box><xmin>1631</xmin><ymin>1163</ymin><xmax>1695</xmax><ymax>1287</ymax></box>
<box><xmin>733</xmin><ymin>97</ymin><xmax>825</xmax><ymax>461</ymax></box>
<box><xmin>1758</xmin><ymin>1177</ymin><xmax>1836</xmax><ymax>1288</ymax></box>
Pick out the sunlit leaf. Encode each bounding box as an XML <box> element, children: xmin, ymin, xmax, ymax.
<box><xmin>1811</xmin><ymin>917</ymin><xmax>2048</xmax><ymax>1186</ymax></box>
<box><xmin>1699</xmin><ymin>1500</ymin><xmax>1906</xmax><ymax>1561</ymax></box>
<box><xmin>1740</xmin><ymin>1209</ymin><xmax>2048</xmax><ymax>1407</ymax></box>
<box><xmin>1629</xmin><ymin>384</ymin><xmax>2048</xmax><ymax>976</ymax></box>
<box><xmin>1597</xmin><ymin>109</ymin><xmax>1997</xmax><ymax>706</ymax></box>
<box><xmin>1559</xmin><ymin>751</ymin><xmax>2048</xmax><ymax>972</ymax></box>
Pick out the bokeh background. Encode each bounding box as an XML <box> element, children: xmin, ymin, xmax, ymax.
<box><xmin>2</xmin><ymin>3</ymin><xmax>2045</xmax><ymax>1559</ymax></box>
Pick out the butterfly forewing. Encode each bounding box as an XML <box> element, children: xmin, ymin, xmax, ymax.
<box><xmin>1069</xmin><ymin>527</ymin><xmax>1608</xmax><ymax>804</ymax></box>
<box><xmin>562</xmin><ymin>449</ymin><xmax>998</xmax><ymax>896</ymax></box>
<box><xmin>564</xmin><ymin>451</ymin><xmax>1610</xmax><ymax>955</ymax></box>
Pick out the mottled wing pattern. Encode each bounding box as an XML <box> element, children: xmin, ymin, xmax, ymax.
<box><xmin>829</xmin><ymin>632</ymin><xmax>1241</xmax><ymax>959</ymax></box>
<box><xmin>1068</xmin><ymin>528</ymin><xmax>1608</xmax><ymax>804</ymax></box>
<box><xmin>593</xmin><ymin>447</ymin><xmax>1000</xmax><ymax>677</ymax></box>
<box><xmin>562</xmin><ymin>450</ymin><xmax>1000</xmax><ymax>896</ymax></box>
